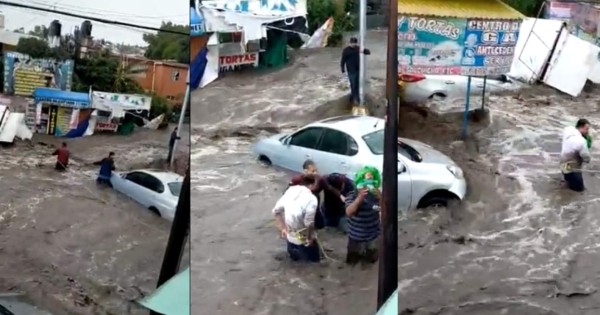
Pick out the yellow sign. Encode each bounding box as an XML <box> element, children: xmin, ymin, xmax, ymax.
<box><xmin>14</xmin><ymin>69</ymin><xmax>53</xmax><ymax>96</ymax></box>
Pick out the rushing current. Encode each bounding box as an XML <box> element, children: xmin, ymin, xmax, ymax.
<box><xmin>191</xmin><ymin>29</ymin><xmax>600</xmax><ymax>315</ymax></box>
<box><xmin>0</xmin><ymin>113</ymin><xmax>189</xmax><ymax>315</ymax></box>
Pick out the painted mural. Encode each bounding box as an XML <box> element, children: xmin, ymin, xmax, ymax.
<box><xmin>201</xmin><ymin>0</ymin><xmax>306</xmax><ymax>16</ymax></box>
<box><xmin>3</xmin><ymin>52</ymin><xmax>74</xmax><ymax>96</ymax></box>
<box><xmin>398</xmin><ymin>16</ymin><xmax>521</xmax><ymax>76</ymax></box>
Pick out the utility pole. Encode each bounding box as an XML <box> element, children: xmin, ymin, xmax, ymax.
<box><xmin>150</xmin><ymin>168</ymin><xmax>190</xmax><ymax>315</ymax></box>
<box><xmin>170</xmin><ymin>71</ymin><xmax>190</xmax><ymax>169</ymax></box>
<box><xmin>377</xmin><ymin>0</ymin><xmax>399</xmax><ymax>309</ymax></box>
<box><xmin>358</xmin><ymin>0</ymin><xmax>367</xmax><ymax>108</ymax></box>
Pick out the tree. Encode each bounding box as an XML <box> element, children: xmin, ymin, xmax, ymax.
<box><xmin>15</xmin><ymin>37</ymin><xmax>51</xmax><ymax>58</ymax></box>
<box><xmin>143</xmin><ymin>22</ymin><xmax>189</xmax><ymax>64</ymax></box>
<box><xmin>29</xmin><ymin>25</ymin><xmax>49</xmax><ymax>38</ymax></box>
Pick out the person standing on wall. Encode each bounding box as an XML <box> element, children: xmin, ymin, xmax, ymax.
<box><xmin>340</xmin><ymin>37</ymin><xmax>371</xmax><ymax>105</ymax></box>
<box><xmin>168</xmin><ymin>126</ymin><xmax>181</xmax><ymax>163</ymax></box>
<box><xmin>52</xmin><ymin>142</ymin><xmax>70</xmax><ymax>171</ymax></box>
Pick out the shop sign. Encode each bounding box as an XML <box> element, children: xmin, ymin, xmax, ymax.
<box><xmin>95</xmin><ymin>122</ymin><xmax>119</xmax><ymax>132</ymax></box>
<box><xmin>219</xmin><ymin>53</ymin><xmax>259</xmax><ymax>72</ymax></box>
<box><xmin>397</xmin><ymin>16</ymin><xmax>521</xmax><ymax>76</ymax></box>
<box><xmin>190</xmin><ymin>6</ymin><xmax>205</xmax><ymax>37</ymax></box>
<box><xmin>572</xmin><ymin>3</ymin><xmax>600</xmax><ymax>44</ymax></box>
<box><xmin>48</xmin><ymin>106</ymin><xmax>58</xmax><ymax>135</ymax></box>
<box><xmin>3</xmin><ymin>52</ymin><xmax>74</xmax><ymax>97</ymax></box>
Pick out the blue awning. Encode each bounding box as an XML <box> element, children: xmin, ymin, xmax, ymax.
<box><xmin>33</xmin><ymin>88</ymin><xmax>90</xmax><ymax>108</ymax></box>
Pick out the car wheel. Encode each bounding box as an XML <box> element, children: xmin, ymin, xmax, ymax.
<box><xmin>417</xmin><ymin>191</ymin><xmax>459</xmax><ymax>209</ymax></box>
<box><xmin>428</xmin><ymin>93</ymin><xmax>446</xmax><ymax>101</ymax></box>
<box><xmin>149</xmin><ymin>207</ymin><xmax>161</xmax><ymax>217</ymax></box>
<box><xmin>258</xmin><ymin>155</ymin><xmax>272</xmax><ymax>166</ymax></box>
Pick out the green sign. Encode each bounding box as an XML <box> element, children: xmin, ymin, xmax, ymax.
<box><xmin>398</xmin><ymin>15</ymin><xmax>521</xmax><ymax>75</ymax></box>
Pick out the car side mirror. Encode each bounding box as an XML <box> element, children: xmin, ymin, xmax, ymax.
<box><xmin>283</xmin><ymin>136</ymin><xmax>291</xmax><ymax>146</ymax></box>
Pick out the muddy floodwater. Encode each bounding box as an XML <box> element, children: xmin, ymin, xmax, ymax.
<box><xmin>0</xmin><ymin>125</ymin><xmax>189</xmax><ymax>314</ymax></box>
<box><xmin>191</xmin><ymin>31</ymin><xmax>600</xmax><ymax>315</ymax></box>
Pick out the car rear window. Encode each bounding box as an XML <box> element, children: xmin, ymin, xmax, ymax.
<box><xmin>362</xmin><ymin>130</ymin><xmax>423</xmax><ymax>162</ymax></box>
<box><xmin>168</xmin><ymin>182</ymin><xmax>182</xmax><ymax>197</ymax></box>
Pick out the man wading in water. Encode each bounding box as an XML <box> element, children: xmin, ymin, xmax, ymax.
<box><xmin>93</xmin><ymin>152</ymin><xmax>116</xmax><ymax>187</ymax></box>
<box><xmin>52</xmin><ymin>142</ymin><xmax>70</xmax><ymax>171</ymax></box>
<box><xmin>289</xmin><ymin>160</ymin><xmax>345</xmax><ymax>230</ymax></box>
<box><xmin>560</xmin><ymin>118</ymin><xmax>592</xmax><ymax>192</ymax></box>
<box><xmin>344</xmin><ymin>168</ymin><xmax>381</xmax><ymax>264</ymax></box>
<box><xmin>272</xmin><ymin>175</ymin><xmax>320</xmax><ymax>262</ymax></box>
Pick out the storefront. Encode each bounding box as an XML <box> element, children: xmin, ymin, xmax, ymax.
<box><xmin>30</xmin><ymin>88</ymin><xmax>91</xmax><ymax>137</ymax></box>
<box><xmin>91</xmin><ymin>91</ymin><xmax>151</xmax><ymax>133</ymax></box>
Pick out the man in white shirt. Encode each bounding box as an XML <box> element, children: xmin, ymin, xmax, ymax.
<box><xmin>272</xmin><ymin>174</ymin><xmax>320</xmax><ymax>262</ymax></box>
<box><xmin>560</xmin><ymin>118</ymin><xmax>592</xmax><ymax>192</ymax></box>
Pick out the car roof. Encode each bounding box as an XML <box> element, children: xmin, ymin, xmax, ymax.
<box><xmin>308</xmin><ymin>115</ymin><xmax>384</xmax><ymax>137</ymax></box>
<box><xmin>133</xmin><ymin>169</ymin><xmax>184</xmax><ymax>183</ymax></box>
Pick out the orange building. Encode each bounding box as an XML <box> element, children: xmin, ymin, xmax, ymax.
<box><xmin>124</xmin><ymin>56</ymin><xmax>189</xmax><ymax>106</ymax></box>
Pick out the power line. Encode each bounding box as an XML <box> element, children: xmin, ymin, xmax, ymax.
<box><xmin>0</xmin><ymin>0</ymin><xmax>188</xmax><ymax>35</ymax></box>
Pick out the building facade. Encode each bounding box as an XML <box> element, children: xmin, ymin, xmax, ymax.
<box><xmin>124</xmin><ymin>56</ymin><xmax>189</xmax><ymax>106</ymax></box>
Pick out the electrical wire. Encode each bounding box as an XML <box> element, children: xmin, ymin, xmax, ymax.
<box><xmin>26</xmin><ymin>0</ymin><xmax>188</xmax><ymax>23</ymax></box>
<box><xmin>0</xmin><ymin>0</ymin><xmax>188</xmax><ymax>35</ymax></box>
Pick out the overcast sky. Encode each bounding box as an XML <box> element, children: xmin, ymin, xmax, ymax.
<box><xmin>1</xmin><ymin>0</ymin><xmax>188</xmax><ymax>46</ymax></box>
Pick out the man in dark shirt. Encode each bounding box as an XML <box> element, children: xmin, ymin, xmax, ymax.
<box><xmin>167</xmin><ymin>126</ymin><xmax>181</xmax><ymax>162</ymax></box>
<box><xmin>322</xmin><ymin>173</ymin><xmax>354</xmax><ymax>233</ymax></box>
<box><xmin>344</xmin><ymin>186</ymin><xmax>381</xmax><ymax>265</ymax></box>
<box><xmin>340</xmin><ymin>37</ymin><xmax>371</xmax><ymax>104</ymax></box>
<box><xmin>93</xmin><ymin>152</ymin><xmax>116</xmax><ymax>187</ymax></box>
<box><xmin>52</xmin><ymin>142</ymin><xmax>70</xmax><ymax>171</ymax></box>
<box><xmin>289</xmin><ymin>160</ymin><xmax>344</xmax><ymax>230</ymax></box>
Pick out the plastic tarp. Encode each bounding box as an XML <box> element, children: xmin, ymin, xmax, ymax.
<box><xmin>64</xmin><ymin>116</ymin><xmax>90</xmax><ymax>138</ymax></box>
<box><xmin>138</xmin><ymin>268</ymin><xmax>190</xmax><ymax>315</ymax></box>
<box><xmin>191</xmin><ymin>47</ymin><xmax>208</xmax><ymax>89</ymax></box>
<box><xmin>302</xmin><ymin>17</ymin><xmax>334</xmax><ymax>48</ymax></box>
<box><xmin>200</xmin><ymin>36</ymin><xmax>220</xmax><ymax>88</ymax></box>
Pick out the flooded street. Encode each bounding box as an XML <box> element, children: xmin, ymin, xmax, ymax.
<box><xmin>0</xmin><ymin>125</ymin><xmax>189</xmax><ymax>314</ymax></box>
<box><xmin>191</xmin><ymin>30</ymin><xmax>600</xmax><ymax>315</ymax></box>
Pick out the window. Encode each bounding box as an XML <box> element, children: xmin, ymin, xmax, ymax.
<box><xmin>362</xmin><ymin>130</ymin><xmax>422</xmax><ymax>162</ymax></box>
<box><xmin>126</xmin><ymin>172</ymin><xmax>165</xmax><ymax>193</ymax></box>
<box><xmin>168</xmin><ymin>182</ymin><xmax>182</xmax><ymax>197</ymax></box>
<box><xmin>317</xmin><ymin>129</ymin><xmax>358</xmax><ymax>156</ymax></box>
<box><xmin>172</xmin><ymin>70</ymin><xmax>180</xmax><ymax>81</ymax></box>
<box><xmin>289</xmin><ymin>127</ymin><xmax>323</xmax><ymax>149</ymax></box>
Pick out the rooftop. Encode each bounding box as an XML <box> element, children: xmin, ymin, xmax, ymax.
<box><xmin>398</xmin><ymin>0</ymin><xmax>525</xmax><ymax>19</ymax></box>
<box><xmin>0</xmin><ymin>29</ymin><xmax>39</xmax><ymax>46</ymax></box>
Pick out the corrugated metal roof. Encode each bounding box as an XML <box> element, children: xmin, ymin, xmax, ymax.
<box><xmin>398</xmin><ymin>0</ymin><xmax>525</xmax><ymax>19</ymax></box>
<box><xmin>0</xmin><ymin>30</ymin><xmax>38</xmax><ymax>46</ymax></box>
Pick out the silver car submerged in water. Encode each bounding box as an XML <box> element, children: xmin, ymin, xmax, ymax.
<box><xmin>251</xmin><ymin>115</ymin><xmax>467</xmax><ymax>210</ymax></box>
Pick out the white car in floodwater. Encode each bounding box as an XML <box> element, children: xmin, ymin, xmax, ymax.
<box><xmin>400</xmin><ymin>73</ymin><xmax>523</xmax><ymax>105</ymax></box>
<box><xmin>251</xmin><ymin>115</ymin><xmax>467</xmax><ymax>210</ymax></box>
<box><xmin>110</xmin><ymin>169</ymin><xmax>183</xmax><ymax>221</ymax></box>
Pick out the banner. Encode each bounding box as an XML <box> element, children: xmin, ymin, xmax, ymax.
<box><xmin>398</xmin><ymin>16</ymin><xmax>521</xmax><ymax>76</ymax></box>
<box><xmin>3</xmin><ymin>52</ymin><xmax>74</xmax><ymax>96</ymax></box>
<box><xmin>572</xmin><ymin>2</ymin><xmax>600</xmax><ymax>45</ymax></box>
<box><xmin>190</xmin><ymin>6</ymin><xmax>205</xmax><ymax>37</ymax></box>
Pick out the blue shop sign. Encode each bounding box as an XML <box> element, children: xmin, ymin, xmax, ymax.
<box><xmin>460</xmin><ymin>19</ymin><xmax>520</xmax><ymax>75</ymax></box>
<box><xmin>190</xmin><ymin>7</ymin><xmax>205</xmax><ymax>37</ymax></box>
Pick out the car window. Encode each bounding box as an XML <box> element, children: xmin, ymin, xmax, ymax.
<box><xmin>168</xmin><ymin>182</ymin><xmax>182</xmax><ymax>196</ymax></box>
<box><xmin>289</xmin><ymin>127</ymin><xmax>323</xmax><ymax>149</ymax></box>
<box><xmin>126</xmin><ymin>172</ymin><xmax>165</xmax><ymax>193</ymax></box>
<box><xmin>317</xmin><ymin>129</ymin><xmax>358</xmax><ymax>156</ymax></box>
<box><xmin>362</xmin><ymin>130</ymin><xmax>422</xmax><ymax>162</ymax></box>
